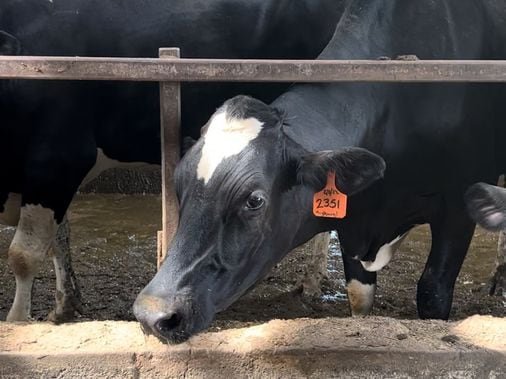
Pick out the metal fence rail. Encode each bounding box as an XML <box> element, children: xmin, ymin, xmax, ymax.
<box><xmin>2</xmin><ymin>56</ymin><xmax>506</xmax><ymax>82</ymax></box>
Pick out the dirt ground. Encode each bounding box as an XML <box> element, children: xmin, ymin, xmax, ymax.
<box><xmin>0</xmin><ymin>194</ymin><xmax>503</xmax><ymax>330</ymax></box>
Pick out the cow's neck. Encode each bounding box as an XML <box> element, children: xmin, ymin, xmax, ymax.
<box><xmin>271</xmin><ymin>0</ymin><xmax>408</xmax><ymax>244</ymax></box>
<box><xmin>272</xmin><ymin>0</ymin><xmax>395</xmax><ymax>152</ymax></box>
<box><xmin>320</xmin><ymin>0</ymin><xmax>396</xmax><ymax>60</ymax></box>
<box><xmin>274</xmin><ymin>83</ymin><xmax>386</xmax><ymax>153</ymax></box>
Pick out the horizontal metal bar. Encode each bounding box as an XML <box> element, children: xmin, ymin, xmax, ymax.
<box><xmin>1</xmin><ymin>56</ymin><xmax>506</xmax><ymax>82</ymax></box>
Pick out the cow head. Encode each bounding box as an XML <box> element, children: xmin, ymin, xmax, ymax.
<box><xmin>134</xmin><ymin>96</ymin><xmax>385</xmax><ymax>343</ymax></box>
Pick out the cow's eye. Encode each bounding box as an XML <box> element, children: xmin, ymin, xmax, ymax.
<box><xmin>246</xmin><ymin>192</ymin><xmax>265</xmax><ymax>210</ymax></box>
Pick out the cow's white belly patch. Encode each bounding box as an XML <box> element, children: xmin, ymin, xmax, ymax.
<box><xmin>361</xmin><ymin>231</ymin><xmax>410</xmax><ymax>272</ymax></box>
<box><xmin>81</xmin><ymin>148</ymin><xmax>153</xmax><ymax>186</ymax></box>
<box><xmin>197</xmin><ymin>112</ymin><xmax>263</xmax><ymax>184</ymax></box>
<box><xmin>0</xmin><ymin>193</ymin><xmax>21</xmax><ymax>226</ymax></box>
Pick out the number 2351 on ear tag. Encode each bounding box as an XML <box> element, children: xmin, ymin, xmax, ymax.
<box><xmin>313</xmin><ymin>172</ymin><xmax>348</xmax><ymax>218</ymax></box>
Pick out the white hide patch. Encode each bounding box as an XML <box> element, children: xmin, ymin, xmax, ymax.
<box><xmin>9</xmin><ymin>204</ymin><xmax>57</xmax><ymax>261</ymax></box>
<box><xmin>197</xmin><ymin>112</ymin><xmax>263</xmax><ymax>184</ymax></box>
<box><xmin>7</xmin><ymin>204</ymin><xmax>58</xmax><ymax>321</ymax></box>
<box><xmin>81</xmin><ymin>148</ymin><xmax>153</xmax><ymax>186</ymax></box>
<box><xmin>361</xmin><ymin>232</ymin><xmax>409</xmax><ymax>272</ymax></box>
<box><xmin>346</xmin><ymin>279</ymin><xmax>376</xmax><ymax>316</ymax></box>
<box><xmin>0</xmin><ymin>193</ymin><xmax>21</xmax><ymax>226</ymax></box>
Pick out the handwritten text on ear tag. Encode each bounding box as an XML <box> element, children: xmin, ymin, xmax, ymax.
<box><xmin>313</xmin><ymin>172</ymin><xmax>347</xmax><ymax>218</ymax></box>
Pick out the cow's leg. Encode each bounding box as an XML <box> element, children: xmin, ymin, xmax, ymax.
<box><xmin>491</xmin><ymin>176</ymin><xmax>506</xmax><ymax>298</ymax></box>
<box><xmin>6</xmin><ymin>133</ymin><xmax>96</xmax><ymax>322</ymax></box>
<box><xmin>6</xmin><ymin>204</ymin><xmax>58</xmax><ymax>321</ymax></box>
<box><xmin>343</xmin><ymin>253</ymin><xmax>376</xmax><ymax>316</ymax></box>
<box><xmin>417</xmin><ymin>201</ymin><xmax>475</xmax><ymax>320</ymax></box>
<box><xmin>47</xmin><ymin>215</ymin><xmax>82</xmax><ymax>323</ymax></box>
<box><xmin>489</xmin><ymin>228</ymin><xmax>506</xmax><ymax>298</ymax></box>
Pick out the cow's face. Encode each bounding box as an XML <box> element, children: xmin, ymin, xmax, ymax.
<box><xmin>134</xmin><ymin>96</ymin><xmax>385</xmax><ymax>343</ymax></box>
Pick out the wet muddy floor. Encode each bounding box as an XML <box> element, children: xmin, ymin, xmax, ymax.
<box><xmin>0</xmin><ymin>194</ymin><xmax>503</xmax><ymax>329</ymax></box>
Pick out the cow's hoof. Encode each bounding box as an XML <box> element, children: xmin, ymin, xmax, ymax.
<box><xmin>47</xmin><ymin>293</ymin><xmax>83</xmax><ymax>324</ymax></box>
<box><xmin>46</xmin><ymin>301</ymin><xmax>77</xmax><ymax>323</ymax></box>
<box><xmin>297</xmin><ymin>279</ymin><xmax>323</xmax><ymax>298</ymax></box>
<box><xmin>47</xmin><ymin>308</ymin><xmax>76</xmax><ymax>324</ymax></box>
<box><xmin>6</xmin><ymin>314</ymin><xmax>32</xmax><ymax>323</ymax></box>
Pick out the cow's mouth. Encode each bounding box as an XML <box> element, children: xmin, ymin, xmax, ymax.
<box><xmin>138</xmin><ymin>319</ymin><xmax>189</xmax><ymax>344</ymax></box>
<box><xmin>133</xmin><ymin>293</ymin><xmax>212</xmax><ymax>344</ymax></box>
<box><xmin>147</xmin><ymin>317</ymin><xmax>192</xmax><ymax>345</ymax></box>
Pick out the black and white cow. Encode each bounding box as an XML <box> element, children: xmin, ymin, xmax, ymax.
<box><xmin>0</xmin><ymin>0</ymin><xmax>345</xmax><ymax>322</ymax></box>
<box><xmin>134</xmin><ymin>0</ymin><xmax>506</xmax><ymax>343</ymax></box>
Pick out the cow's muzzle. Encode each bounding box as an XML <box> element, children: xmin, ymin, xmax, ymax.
<box><xmin>133</xmin><ymin>293</ymin><xmax>194</xmax><ymax>344</ymax></box>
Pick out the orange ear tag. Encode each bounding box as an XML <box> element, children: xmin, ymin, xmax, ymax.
<box><xmin>313</xmin><ymin>172</ymin><xmax>348</xmax><ymax>218</ymax></box>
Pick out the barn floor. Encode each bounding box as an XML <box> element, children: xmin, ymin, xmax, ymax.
<box><xmin>0</xmin><ymin>194</ymin><xmax>504</xmax><ymax>326</ymax></box>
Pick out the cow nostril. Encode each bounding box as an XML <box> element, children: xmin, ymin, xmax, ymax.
<box><xmin>155</xmin><ymin>313</ymin><xmax>183</xmax><ymax>335</ymax></box>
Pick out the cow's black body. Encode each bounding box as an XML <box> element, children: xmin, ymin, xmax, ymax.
<box><xmin>135</xmin><ymin>0</ymin><xmax>506</xmax><ymax>343</ymax></box>
<box><xmin>0</xmin><ymin>0</ymin><xmax>345</xmax><ymax>322</ymax></box>
<box><xmin>275</xmin><ymin>0</ymin><xmax>506</xmax><ymax>320</ymax></box>
<box><xmin>0</xmin><ymin>0</ymin><xmax>343</xmax><ymax>220</ymax></box>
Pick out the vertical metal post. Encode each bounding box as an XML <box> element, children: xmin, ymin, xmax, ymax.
<box><xmin>158</xmin><ymin>47</ymin><xmax>181</xmax><ymax>269</ymax></box>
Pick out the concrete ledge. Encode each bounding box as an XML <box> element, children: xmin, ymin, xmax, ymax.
<box><xmin>1</xmin><ymin>316</ymin><xmax>505</xmax><ymax>378</ymax></box>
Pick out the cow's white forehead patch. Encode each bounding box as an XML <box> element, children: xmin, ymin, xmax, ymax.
<box><xmin>197</xmin><ymin>111</ymin><xmax>264</xmax><ymax>184</ymax></box>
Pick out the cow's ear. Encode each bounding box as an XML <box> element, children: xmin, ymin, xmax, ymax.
<box><xmin>465</xmin><ymin>182</ymin><xmax>506</xmax><ymax>231</ymax></box>
<box><xmin>0</xmin><ymin>31</ymin><xmax>21</xmax><ymax>55</ymax></box>
<box><xmin>296</xmin><ymin>148</ymin><xmax>386</xmax><ymax>195</ymax></box>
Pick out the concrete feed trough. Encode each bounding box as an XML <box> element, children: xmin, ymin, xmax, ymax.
<box><xmin>0</xmin><ymin>315</ymin><xmax>505</xmax><ymax>378</ymax></box>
